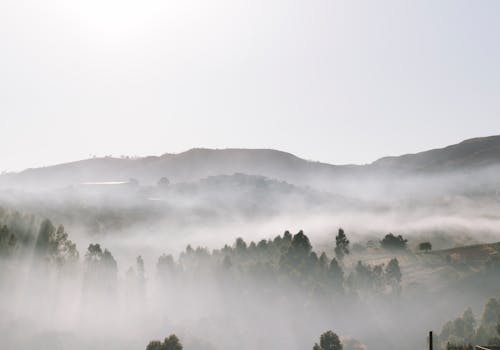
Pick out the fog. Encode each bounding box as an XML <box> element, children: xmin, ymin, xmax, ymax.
<box><xmin>1</xmin><ymin>163</ymin><xmax>500</xmax><ymax>350</ymax></box>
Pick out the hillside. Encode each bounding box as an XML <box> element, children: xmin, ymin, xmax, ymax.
<box><xmin>1</xmin><ymin>136</ymin><xmax>500</xmax><ymax>193</ymax></box>
<box><xmin>371</xmin><ymin>135</ymin><xmax>500</xmax><ymax>173</ymax></box>
<box><xmin>0</xmin><ymin>149</ymin><xmax>345</xmax><ymax>190</ymax></box>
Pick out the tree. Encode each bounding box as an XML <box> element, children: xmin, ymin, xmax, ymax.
<box><xmin>279</xmin><ymin>230</ymin><xmax>313</xmax><ymax>278</ymax></box>
<box><xmin>283</xmin><ymin>230</ymin><xmax>292</xmax><ymax>242</ymax></box>
<box><xmin>486</xmin><ymin>316</ymin><xmax>500</xmax><ymax>345</ymax></box>
<box><xmin>157</xmin><ymin>254</ymin><xmax>176</xmax><ymax>275</ymax></box>
<box><xmin>137</xmin><ymin>255</ymin><xmax>146</xmax><ymax>284</ymax></box>
<box><xmin>313</xmin><ymin>330</ymin><xmax>343</xmax><ymax>350</ymax></box>
<box><xmin>439</xmin><ymin>308</ymin><xmax>476</xmax><ymax>348</ymax></box>
<box><xmin>385</xmin><ymin>258</ymin><xmax>402</xmax><ymax>284</ymax></box>
<box><xmin>0</xmin><ymin>225</ymin><xmax>16</xmax><ymax>257</ymax></box>
<box><xmin>380</xmin><ymin>233</ymin><xmax>407</xmax><ymax>250</ymax></box>
<box><xmin>146</xmin><ymin>334</ymin><xmax>182</xmax><ymax>350</ymax></box>
<box><xmin>291</xmin><ymin>230</ymin><xmax>311</xmax><ymax>253</ymax></box>
<box><xmin>146</xmin><ymin>340</ymin><xmax>162</xmax><ymax>350</ymax></box>
<box><xmin>34</xmin><ymin>220</ymin><xmax>79</xmax><ymax>268</ymax></box>
<box><xmin>419</xmin><ymin>242</ymin><xmax>432</xmax><ymax>252</ymax></box>
<box><xmin>84</xmin><ymin>243</ymin><xmax>118</xmax><ymax>294</ymax></box>
<box><xmin>334</xmin><ymin>228</ymin><xmax>350</xmax><ymax>261</ymax></box>
<box><xmin>328</xmin><ymin>258</ymin><xmax>344</xmax><ymax>293</ymax></box>
<box><xmin>158</xmin><ymin>177</ymin><xmax>170</xmax><ymax>187</ymax></box>
<box><xmin>476</xmin><ymin>298</ymin><xmax>500</xmax><ymax>344</ymax></box>
<box><xmin>319</xmin><ymin>252</ymin><xmax>329</xmax><ymax>271</ymax></box>
<box><xmin>235</xmin><ymin>237</ymin><xmax>247</xmax><ymax>253</ymax></box>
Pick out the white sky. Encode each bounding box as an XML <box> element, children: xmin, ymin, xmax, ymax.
<box><xmin>1</xmin><ymin>0</ymin><xmax>499</xmax><ymax>171</ymax></box>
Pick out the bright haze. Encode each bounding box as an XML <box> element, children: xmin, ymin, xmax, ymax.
<box><xmin>2</xmin><ymin>2</ymin><xmax>500</xmax><ymax>350</ymax></box>
<box><xmin>1</xmin><ymin>0</ymin><xmax>500</xmax><ymax>172</ymax></box>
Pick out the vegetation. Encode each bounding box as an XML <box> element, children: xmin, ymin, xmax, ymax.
<box><xmin>12</xmin><ymin>205</ymin><xmax>500</xmax><ymax>350</ymax></box>
<box><xmin>313</xmin><ymin>330</ymin><xmax>342</xmax><ymax>350</ymax></box>
<box><xmin>146</xmin><ymin>334</ymin><xmax>183</xmax><ymax>350</ymax></box>
<box><xmin>380</xmin><ymin>233</ymin><xmax>408</xmax><ymax>250</ymax></box>
<box><xmin>439</xmin><ymin>297</ymin><xmax>500</xmax><ymax>349</ymax></box>
<box><xmin>0</xmin><ymin>225</ymin><xmax>17</xmax><ymax>257</ymax></box>
<box><xmin>419</xmin><ymin>241</ymin><xmax>432</xmax><ymax>252</ymax></box>
<box><xmin>335</xmin><ymin>228</ymin><xmax>350</xmax><ymax>261</ymax></box>
<box><xmin>84</xmin><ymin>243</ymin><xmax>118</xmax><ymax>294</ymax></box>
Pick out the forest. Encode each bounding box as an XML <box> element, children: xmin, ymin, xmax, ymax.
<box><xmin>1</xmin><ymin>204</ymin><xmax>500</xmax><ymax>350</ymax></box>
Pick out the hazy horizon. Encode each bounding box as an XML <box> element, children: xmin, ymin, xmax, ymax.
<box><xmin>2</xmin><ymin>0</ymin><xmax>500</xmax><ymax>172</ymax></box>
<box><xmin>3</xmin><ymin>133</ymin><xmax>500</xmax><ymax>174</ymax></box>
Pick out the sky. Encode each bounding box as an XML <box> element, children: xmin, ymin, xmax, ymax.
<box><xmin>1</xmin><ymin>0</ymin><xmax>499</xmax><ymax>172</ymax></box>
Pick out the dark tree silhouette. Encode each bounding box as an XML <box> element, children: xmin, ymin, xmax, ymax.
<box><xmin>146</xmin><ymin>334</ymin><xmax>182</xmax><ymax>350</ymax></box>
<box><xmin>34</xmin><ymin>220</ymin><xmax>79</xmax><ymax>268</ymax></box>
<box><xmin>0</xmin><ymin>225</ymin><xmax>16</xmax><ymax>257</ymax></box>
<box><xmin>335</xmin><ymin>228</ymin><xmax>350</xmax><ymax>261</ymax></box>
<box><xmin>313</xmin><ymin>330</ymin><xmax>343</xmax><ymax>350</ymax></box>
<box><xmin>84</xmin><ymin>243</ymin><xmax>118</xmax><ymax>294</ymax></box>
<box><xmin>385</xmin><ymin>258</ymin><xmax>402</xmax><ymax>293</ymax></box>
<box><xmin>158</xmin><ymin>177</ymin><xmax>170</xmax><ymax>187</ymax></box>
<box><xmin>328</xmin><ymin>258</ymin><xmax>344</xmax><ymax>292</ymax></box>
<box><xmin>419</xmin><ymin>242</ymin><xmax>432</xmax><ymax>252</ymax></box>
<box><xmin>380</xmin><ymin>233</ymin><xmax>407</xmax><ymax>250</ymax></box>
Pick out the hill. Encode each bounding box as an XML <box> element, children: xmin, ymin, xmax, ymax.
<box><xmin>371</xmin><ymin>135</ymin><xmax>500</xmax><ymax>174</ymax></box>
<box><xmin>1</xmin><ymin>136</ymin><xmax>500</xmax><ymax>197</ymax></box>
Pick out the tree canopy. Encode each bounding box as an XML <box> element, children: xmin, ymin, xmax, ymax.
<box><xmin>380</xmin><ymin>233</ymin><xmax>407</xmax><ymax>250</ymax></box>
<box><xmin>313</xmin><ymin>330</ymin><xmax>343</xmax><ymax>350</ymax></box>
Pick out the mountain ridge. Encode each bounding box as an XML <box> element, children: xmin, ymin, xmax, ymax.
<box><xmin>2</xmin><ymin>135</ymin><xmax>500</xmax><ymax>190</ymax></box>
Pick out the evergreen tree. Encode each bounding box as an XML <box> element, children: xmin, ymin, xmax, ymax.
<box><xmin>313</xmin><ymin>330</ymin><xmax>343</xmax><ymax>350</ymax></box>
<box><xmin>334</xmin><ymin>228</ymin><xmax>349</xmax><ymax>261</ymax></box>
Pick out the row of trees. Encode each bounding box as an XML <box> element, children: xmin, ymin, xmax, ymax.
<box><xmin>335</xmin><ymin>228</ymin><xmax>432</xmax><ymax>257</ymax></box>
<box><xmin>439</xmin><ymin>297</ymin><xmax>500</xmax><ymax>349</ymax></box>
<box><xmin>153</xmin><ymin>229</ymin><xmax>403</xmax><ymax>300</ymax></box>
<box><xmin>0</xmin><ymin>208</ymin><xmax>404</xmax><ymax>300</ymax></box>
<box><xmin>145</xmin><ymin>330</ymin><xmax>349</xmax><ymax>350</ymax></box>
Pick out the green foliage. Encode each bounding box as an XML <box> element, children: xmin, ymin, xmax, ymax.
<box><xmin>84</xmin><ymin>243</ymin><xmax>118</xmax><ymax>293</ymax></box>
<box><xmin>161</xmin><ymin>230</ymin><xmax>353</xmax><ymax>303</ymax></box>
<box><xmin>35</xmin><ymin>220</ymin><xmax>79</xmax><ymax>268</ymax></box>
<box><xmin>335</xmin><ymin>228</ymin><xmax>350</xmax><ymax>261</ymax></box>
<box><xmin>476</xmin><ymin>298</ymin><xmax>500</xmax><ymax>345</ymax></box>
<box><xmin>385</xmin><ymin>258</ymin><xmax>402</xmax><ymax>293</ymax></box>
<box><xmin>419</xmin><ymin>242</ymin><xmax>432</xmax><ymax>252</ymax></box>
<box><xmin>0</xmin><ymin>225</ymin><xmax>17</xmax><ymax>257</ymax></box>
<box><xmin>146</xmin><ymin>334</ymin><xmax>182</xmax><ymax>350</ymax></box>
<box><xmin>146</xmin><ymin>340</ymin><xmax>162</xmax><ymax>350</ymax></box>
<box><xmin>439</xmin><ymin>296</ymin><xmax>500</xmax><ymax>348</ymax></box>
<box><xmin>328</xmin><ymin>258</ymin><xmax>344</xmax><ymax>293</ymax></box>
<box><xmin>346</xmin><ymin>259</ymin><xmax>400</xmax><ymax>295</ymax></box>
<box><xmin>439</xmin><ymin>308</ymin><xmax>476</xmax><ymax>349</ymax></box>
<box><xmin>313</xmin><ymin>330</ymin><xmax>343</xmax><ymax>350</ymax></box>
<box><xmin>380</xmin><ymin>233</ymin><xmax>407</xmax><ymax>250</ymax></box>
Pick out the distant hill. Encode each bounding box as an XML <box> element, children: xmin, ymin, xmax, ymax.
<box><xmin>0</xmin><ymin>148</ymin><xmax>347</xmax><ymax>190</ymax></box>
<box><xmin>371</xmin><ymin>135</ymin><xmax>500</xmax><ymax>173</ymax></box>
<box><xmin>1</xmin><ymin>135</ymin><xmax>500</xmax><ymax>195</ymax></box>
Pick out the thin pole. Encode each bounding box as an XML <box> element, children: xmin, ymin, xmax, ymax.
<box><xmin>429</xmin><ymin>331</ymin><xmax>433</xmax><ymax>350</ymax></box>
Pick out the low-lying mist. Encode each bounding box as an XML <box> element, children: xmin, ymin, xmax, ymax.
<box><xmin>1</xmin><ymin>166</ymin><xmax>500</xmax><ymax>350</ymax></box>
